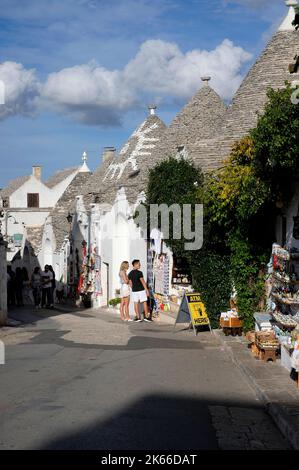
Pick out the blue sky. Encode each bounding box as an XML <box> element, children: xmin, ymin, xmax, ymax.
<box><xmin>0</xmin><ymin>0</ymin><xmax>287</xmax><ymax>187</ymax></box>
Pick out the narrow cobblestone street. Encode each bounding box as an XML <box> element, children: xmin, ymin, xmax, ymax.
<box><xmin>0</xmin><ymin>307</ymin><xmax>291</xmax><ymax>450</ymax></box>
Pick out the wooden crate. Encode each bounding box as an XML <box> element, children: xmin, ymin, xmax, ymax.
<box><xmin>220</xmin><ymin>317</ymin><xmax>242</xmax><ymax>328</ymax></box>
<box><xmin>220</xmin><ymin>318</ymin><xmax>230</xmax><ymax>328</ymax></box>
<box><xmin>229</xmin><ymin>317</ymin><xmax>242</xmax><ymax>328</ymax></box>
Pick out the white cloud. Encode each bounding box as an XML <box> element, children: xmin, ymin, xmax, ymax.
<box><xmin>0</xmin><ymin>61</ymin><xmax>40</xmax><ymax>119</ymax></box>
<box><xmin>0</xmin><ymin>38</ymin><xmax>252</xmax><ymax>125</ymax></box>
<box><xmin>41</xmin><ymin>61</ymin><xmax>137</xmax><ymax>126</ymax></box>
<box><xmin>124</xmin><ymin>39</ymin><xmax>252</xmax><ymax>101</ymax></box>
<box><xmin>40</xmin><ymin>38</ymin><xmax>252</xmax><ymax>125</ymax></box>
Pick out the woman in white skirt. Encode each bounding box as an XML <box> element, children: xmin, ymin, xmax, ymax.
<box><xmin>119</xmin><ymin>261</ymin><xmax>132</xmax><ymax>321</ymax></box>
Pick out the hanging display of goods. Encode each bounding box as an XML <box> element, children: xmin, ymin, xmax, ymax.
<box><xmin>272</xmin><ymin>272</ymin><xmax>291</xmax><ymax>283</ymax></box>
<box><xmin>272</xmin><ymin>293</ymin><xmax>299</xmax><ymax>305</ymax></box>
<box><xmin>272</xmin><ymin>246</ymin><xmax>290</xmax><ymax>260</ymax></box>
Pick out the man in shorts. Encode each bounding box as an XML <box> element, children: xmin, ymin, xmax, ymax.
<box><xmin>128</xmin><ymin>259</ymin><xmax>152</xmax><ymax>322</ymax></box>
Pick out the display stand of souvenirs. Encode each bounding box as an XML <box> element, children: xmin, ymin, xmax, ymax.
<box><xmin>249</xmin><ymin>243</ymin><xmax>299</xmax><ymax>383</ymax></box>
<box><xmin>248</xmin><ymin>330</ymin><xmax>280</xmax><ymax>363</ymax></box>
<box><xmin>152</xmin><ymin>254</ymin><xmax>170</xmax><ymax>311</ymax></box>
<box><xmin>77</xmin><ymin>243</ymin><xmax>102</xmax><ymax>308</ymax></box>
<box><xmin>269</xmin><ymin>244</ymin><xmax>299</xmax><ymax>364</ymax></box>
<box><xmin>148</xmin><ymin>232</ymin><xmax>193</xmax><ymax>313</ymax></box>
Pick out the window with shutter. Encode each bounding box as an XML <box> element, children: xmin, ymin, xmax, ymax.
<box><xmin>27</xmin><ymin>193</ymin><xmax>39</xmax><ymax>208</ymax></box>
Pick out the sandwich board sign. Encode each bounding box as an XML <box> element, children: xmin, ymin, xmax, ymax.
<box><xmin>174</xmin><ymin>292</ymin><xmax>211</xmax><ymax>336</ymax></box>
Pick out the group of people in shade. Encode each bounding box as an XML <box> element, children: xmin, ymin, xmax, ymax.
<box><xmin>7</xmin><ymin>258</ymin><xmax>152</xmax><ymax>317</ymax></box>
<box><xmin>7</xmin><ymin>264</ymin><xmax>56</xmax><ymax>309</ymax></box>
<box><xmin>119</xmin><ymin>259</ymin><xmax>153</xmax><ymax>323</ymax></box>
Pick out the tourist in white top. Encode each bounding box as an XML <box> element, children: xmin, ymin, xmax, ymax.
<box><xmin>41</xmin><ymin>265</ymin><xmax>54</xmax><ymax>309</ymax></box>
<box><xmin>119</xmin><ymin>261</ymin><xmax>132</xmax><ymax>322</ymax></box>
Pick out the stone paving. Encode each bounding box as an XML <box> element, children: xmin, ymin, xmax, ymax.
<box><xmin>209</xmin><ymin>405</ymin><xmax>290</xmax><ymax>450</ymax></box>
<box><xmin>215</xmin><ymin>331</ymin><xmax>299</xmax><ymax>449</ymax></box>
<box><xmin>0</xmin><ymin>306</ymin><xmax>294</xmax><ymax>450</ymax></box>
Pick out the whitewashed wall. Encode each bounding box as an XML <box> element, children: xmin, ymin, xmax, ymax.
<box><xmin>10</xmin><ymin>176</ymin><xmax>53</xmax><ymax>208</ymax></box>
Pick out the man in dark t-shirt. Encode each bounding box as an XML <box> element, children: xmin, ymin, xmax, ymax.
<box><xmin>128</xmin><ymin>259</ymin><xmax>152</xmax><ymax>322</ymax></box>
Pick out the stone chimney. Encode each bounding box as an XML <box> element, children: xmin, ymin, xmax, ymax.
<box><xmin>148</xmin><ymin>104</ymin><xmax>157</xmax><ymax>116</ymax></box>
<box><xmin>102</xmin><ymin>147</ymin><xmax>116</xmax><ymax>162</ymax></box>
<box><xmin>32</xmin><ymin>166</ymin><xmax>42</xmax><ymax>180</ymax></box>
<box><xmin>201</xmin><ymin>76</ymin><xmax>211</xmax><ymax>86</ymax></box>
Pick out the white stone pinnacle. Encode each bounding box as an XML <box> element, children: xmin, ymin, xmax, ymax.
<box><xmin>201</xmin><ymin>76</ymin><xmax>211</xmax><ymax>86</ymax></box>
<box><xmin>79</xmin><ymin>151</ymin><xmax>90</xmax><ymax>173</ymax></box>
<box><xmin>148</xmin><ymin>104</ymin><xmax>157</xmax><ymax>116</ymax></box>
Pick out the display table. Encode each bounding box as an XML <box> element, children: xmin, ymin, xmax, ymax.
<box><xmin>254</xmin><ymin>312</ymin><xmax>272</xmax><ymax>332</ymax></box>
<box><xmin>250</xmin><ymin>331</ymin><xmax>280</xmax><ymax>362</ymax></box>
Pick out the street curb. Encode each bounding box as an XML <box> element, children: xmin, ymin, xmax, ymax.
<box><xmin>214</xmin><ymin>330</ymin><xmax>298</xmax><ymax>449</ymax></box>
<box><xmin>267</xmin><ymin>403</ymin><xmax>299</xmax><ymax>450</ymax></box>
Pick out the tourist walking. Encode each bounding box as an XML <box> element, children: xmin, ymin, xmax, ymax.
<box><xmin>41</xmin><ymin>265</ymin><xmax>54</xmax><ymax>309</ymax></box>
<box><xmin>31</xmin><ymin>267</ymin><xmax>42</xmax><ymax>309</ymax></box>
<box><xmin>119</xmin><ymin>261</ymin><xmax>132</xmax><ymax>322</ymax></box>
<box><xmin>128</xmin><ymin>259</ymin><xmax>152</xmax><ymax>322</ymax></box>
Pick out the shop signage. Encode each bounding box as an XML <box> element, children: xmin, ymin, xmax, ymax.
<box><xmin>174</xmin><ymin>292</ymin><xmax>211</xmax><ymax>336</ymax></box>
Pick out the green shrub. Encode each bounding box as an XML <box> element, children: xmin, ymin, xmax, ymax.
<box><xmin>109</xmin><ymin>298</ymin><xmax>121</xmax><ymax>307</ymax></box>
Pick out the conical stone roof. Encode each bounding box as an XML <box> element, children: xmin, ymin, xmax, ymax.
<box><xmin>222</xmin><ymin>31</ymin><xmax>299</xmax><ymax>142</ymax></box>
<box><xmin>51</xmin><ymin>171</ymin><xmax>92</xmax><ymax>252</ymax></box>
<box><xmin>151</xmin><ymin>79</ymin><xmax>226</xmax><ymax>171</ymax></box>
<box><xmin>163</xmin><ymin>3</ymin><xmax>299</xmax><ymax>171</ymax></box>
<box><xmin>82</xmin><ymin>111</ymin><xmax>167</xmax><ymax>205</ymax></box>
<box><xmin>197</xmin><ymin>3</ymin><xmax>299</xmax><ymax>167</ymax></box>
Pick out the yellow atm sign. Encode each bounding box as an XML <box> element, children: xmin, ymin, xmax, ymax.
<box><xmin>186</xmin><ymin>293</ymin><xmax>210</xmax><ymax>326</ymax></box>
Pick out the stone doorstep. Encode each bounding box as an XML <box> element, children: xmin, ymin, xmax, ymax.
<box><xmin>214</xmin><ymin>330</ymin><xmax>299</xmax><ymax>450</ymax></box>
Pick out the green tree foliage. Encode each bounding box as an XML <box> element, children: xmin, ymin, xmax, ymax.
<box><xmin>145</xmin><ymin>157</ymin><xmax>203</xmax><ymax>256</ymax></box>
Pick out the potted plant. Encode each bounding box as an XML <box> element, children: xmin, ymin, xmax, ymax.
<box><xmin>108</xmin><ymin>298</ymin><xmax>121</xmax><ymax>309</ymax></box>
